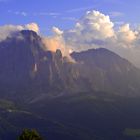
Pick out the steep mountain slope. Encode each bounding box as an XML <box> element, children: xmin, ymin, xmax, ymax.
<box><xmin>71</xmin><ymin>48</ymin><xmax>140</xmax><ymax>96</ymax></box>
<box><xmin>0</xmin><ymin>30</ymin><xmax>140</xmax><ymax>140</ymax></box>
<box><xmin>0</xmin><ymin>30</ymin><xmax>42</xmax><ymax>93</ymax></box>
<box><xmin>29</xmin><ymin>92</ymin><xmax>140</xmax><ymax>140</ymax></box>
<box><xmin>0</xmin><ymin>30</ymin><xmax>140</xmax><ymax>101</ymax></box>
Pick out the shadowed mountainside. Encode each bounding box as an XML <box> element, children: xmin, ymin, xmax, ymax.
<box><xmin>0</xmin><ymin>30</ymin><xmax>140</xmax><ymax>140</ymax></box>
<box><xmin>0</xmin><ymin>30</ymin><xmax>140</xmax><ymax>100</ymax></box>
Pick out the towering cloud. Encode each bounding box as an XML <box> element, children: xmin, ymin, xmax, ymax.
<box><xmin>57</xmin><ymin>10</ymin><xmax>140</xmax><ymax>67</ymax></box>
<box><xmin>63</xmin><ymin>10</ymin><xmax>115</xmax><ymax>51</ymax></box>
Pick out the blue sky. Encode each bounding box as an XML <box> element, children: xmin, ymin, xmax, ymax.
<box><xmin>0</xmin><ymin>0</ymin><xmax>140</xmax><ymax>34</ymax></box>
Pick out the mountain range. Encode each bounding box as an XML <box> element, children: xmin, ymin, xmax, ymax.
<box><xmin>0</xmin><ymin>30</ymin><xmax>140</xmax><ymax>140</ymax></box>
<box><xmin>0</xmin><ymin>30</ymin><xmax>140</xmax><ymax>99</ymax></box>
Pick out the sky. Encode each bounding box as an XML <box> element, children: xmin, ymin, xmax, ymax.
<box><xmin>0</xmin><ymin>0</ymin><xmax>140</xmax><ymax>34</ymax></box>
<box><xmin>0</xmin><ymin>0</ymin><xmax>140</xmax><ymax>68</ymax></box>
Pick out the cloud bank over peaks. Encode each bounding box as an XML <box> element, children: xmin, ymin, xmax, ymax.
<box><xmin>56</xmin><ymin>10</ymin><xmax>140</xmax><ymax>67</ymax></box>
<box><xmin>0</xmin><ymin>10</ymin><xmax>140</xmax><ymax>67</ymax></box>
<box><xmin>42</xmin><ymin>27</ymin><xmax>72</xmax><ymax>57</ymax></box>
<box><xmin>0</xmin><ymin>22</ymin><xmax>71</xmax><ymax>59</ymax></box>
<box><xmin>0</xmin><ymin>23</ymin><xmax>39</xmax><ymax>41</ymax></box>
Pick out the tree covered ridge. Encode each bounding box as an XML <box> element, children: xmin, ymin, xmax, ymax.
<box><xmin>18</xmin><ymin>129</ymin><xmax>43</xmax><ymax>140</ymax></box>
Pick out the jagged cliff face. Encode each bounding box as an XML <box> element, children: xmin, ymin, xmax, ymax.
<box><xmin>0</xmin><ymin>30</ymin><xmax>83</xmax><ymax>95</ymax></box>
<box><xmin>0</xmin><ymin>30</ymin><xmax>140</xmax><ymax>99</ymax></box>
<box><xmin>0</xmin><ymin>31</ymin><xmax>37</xmax><ymax>88</ymax></box>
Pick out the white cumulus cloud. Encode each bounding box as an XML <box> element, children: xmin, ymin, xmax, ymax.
<box><xmin>117</xmin><ymin>24</ymin><xmax>137</xmax><ymax>44</ymax></box>
<box><xmin>63</xmin><ymin>10</ymin><xmax>115</xmax><ymax>51</ymax></box>
<box><xmin>0</xmin><ymin>23</ymin><xmax>39</xmax><ymax>41</ymax></box>
<box><xmin>25</xmin><ymin>23</ymin><xmax>40</xmax><ymax>33</ymax></box>
<box><xmin>52</xmin><ymin>27</ymin><xmax>63</xmax><ymax>35</ymax></box>
<box><xmin>54</xmin><ymin>10</ymin><xmax>140</xmax><ymax>67</ymax></box>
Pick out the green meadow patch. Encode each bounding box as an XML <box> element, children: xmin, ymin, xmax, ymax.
<box><xmin>124</xmin><ymin>128</ymin><xmax>140</xmax><ymax>137</ymax></box>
